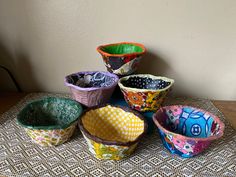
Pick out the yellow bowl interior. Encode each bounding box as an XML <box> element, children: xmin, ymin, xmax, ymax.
<box><xmin>82</xmin><ymin>105</ymin><xmax>145</xmax><ymax>142</ymax></box>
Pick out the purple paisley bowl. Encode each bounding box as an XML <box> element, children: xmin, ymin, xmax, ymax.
<box><xmin>65</xmin><ymin>71</ymin><xmax>119</xmax><ymax>107</ymax></box>
<box><xmin>153</xmin><ymin>105</ymin><xmax>225</xmax><ymax>157</ymax></box>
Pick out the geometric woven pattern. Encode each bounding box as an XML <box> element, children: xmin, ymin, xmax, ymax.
<box><xmin>0</xmin><ymin>93</ymin><xmax>235</xmax><ymax>177</ymax></box>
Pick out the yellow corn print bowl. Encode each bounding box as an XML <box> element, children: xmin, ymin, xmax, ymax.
<box><xmin>78</xmin><ymin>105</ymin><xmax>147</xmax><ymax>160</ymax></box>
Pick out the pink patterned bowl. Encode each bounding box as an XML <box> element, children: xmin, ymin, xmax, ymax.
<box><xmin>153</xmin><ymin>105</ymin><xmax>225</xmax><ymax>157</ymax></box>
<box><xmin>65</xmin><ymin>71</ymin><xmax>119</xmax><ymax>107</ymax></box>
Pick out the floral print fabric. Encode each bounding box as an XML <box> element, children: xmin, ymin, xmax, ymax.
<box><xmin>121</xmin><ymin>90</ymin><xmax>170</xmax><ymax>112</ymax></box>
<box><xmin>25</xmin><ymin>123</ymin><xmax>77</xmax><ymax>146</ymax></box>
<box><xmin>82</xmin><ymin>133</ymin><xmax>138</xmax><ymax>160</ymax></box>
<box><xmin>159</xmin><ymin>129</ymin><xmax>211</xmax><ymax>157</ymax></box>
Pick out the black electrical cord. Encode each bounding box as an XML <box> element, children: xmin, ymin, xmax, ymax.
<box><xmin>0</xmin><ymin>65</ymin><xmax>22</xmax><ymax>92</ymax></box>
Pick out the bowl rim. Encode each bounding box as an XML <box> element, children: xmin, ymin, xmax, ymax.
<box><xmin>97</xmin><ymin>42</ymin><xmax>146</xmax><ymax>57</ymax></box>
<box><xmin>118</xmin><ymin>74</ymin><xmax>175</xmax><ymax>92</ymax></box>
<box><xmin>78</xmin><ymin>104</ymin><xmax>148</xmax><ymax>146</ymax></box>
<box><xmin>17</xmin><ymin>97</ymin><xmax>83</xmax><ymax>130</ymax></box>
<box><xmin>152</xmin><ymin>105</ymin><xmax>225</xmax><ymax>141</ymax></box>
<box><xmin>64</xmin><ymin>71</ymin><xmax>119</xmax><ymax>91</ymax></box>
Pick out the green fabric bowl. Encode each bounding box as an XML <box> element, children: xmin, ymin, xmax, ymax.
<box><xmin>17</xmin><ymin>97</ymin><xmax>83</xmax><ymax>130</ymax></box>
<box><xmin>97</xmin><ymin>42</ymin><xmax>146</xmax><ymax>76</ymax></box>
<box><xmin>101</xmin><ymin>43</ymin><xmax>144</xmax><ymax>55</ymax></box>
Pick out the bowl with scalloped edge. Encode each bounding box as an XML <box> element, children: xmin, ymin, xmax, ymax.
<box><xmin>17</xmin><ymin>97</ymin><xmax>83</xmax><ymax>146</ymax></box>
<box><xmin>64</xmin><ymin>71</ymin><xmax>119</xmax><ymax>107</ymax></box>
<box><xmin>153</xmin><ymin>105</ymin><xmax>225</xmax><ymax>157</ymax></box>
<box><xmin>78</xmin><ymin>104</ymin><xmax>147</xmax><ymax>160</ymax></box>
<box><xmin>97</xmin><ymin>42</ymin><xmax>146</xmax><ymax>76</ymax></box>
<box><xmin>118</xmin><ymin>74</ymin><xmax>174</xmax><ymax>112</ymax></box>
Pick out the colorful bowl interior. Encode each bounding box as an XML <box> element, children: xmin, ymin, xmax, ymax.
<box><xmin>17</xmin><ymin>97</ymin><xmax>83</xmax><ymax>130</ymax></box>
<box><xmin>100</xmin><ymin>43</ymin><xmax>144</xmax><ymax>55</ymax></box>
<box><xmin>120</xmin><ymin>75</ymin><xmax>172</xmax><ymax>90</ymax></box>
<box><xmin>155</xmin><ymin>106</ymin><xmax>224</xmax><ymax>138</ymax></box>
<box><xmin>65</xmin><ymin>71</ymin><xmax>118</xmax><ymax>89</ymax></box>
<box><xmin>81</xmin><ymin>105</ymin><xmax>145</xmax><ymax>143</ymax></box>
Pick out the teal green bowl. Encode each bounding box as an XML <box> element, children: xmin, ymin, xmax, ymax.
<box><xmin>17</xmin><ymin>97</ymin><xmax>83</xmax><ymax>146</ymax></box>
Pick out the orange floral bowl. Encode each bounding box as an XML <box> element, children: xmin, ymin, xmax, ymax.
<box><xmin>118</xmin><ymin>74</ymin><xmax>174</xmax><ymax>112</ymax></box>
<box><xmin>97</xmin><ymin>42</ymin><xmax>146</xmax><ymax>76</ymax></box>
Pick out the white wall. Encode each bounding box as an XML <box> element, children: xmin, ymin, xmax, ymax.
<box><xmin>0</xmin><ymin>0</ymin><xmax>235</xmax><ymax>100</ymax></box>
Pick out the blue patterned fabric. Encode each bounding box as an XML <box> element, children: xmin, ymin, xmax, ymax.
<box><xmin>171</xmin><ymin>107</ymin><xmax>215</xmax><ymax>138</ymax></box>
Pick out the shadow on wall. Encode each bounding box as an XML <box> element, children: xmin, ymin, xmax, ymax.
<box><xmin>137</xmin><ymin>50</ymin><xmax>189</xmax><ymax>98</ymax></box>
<box><xmin>137</xmin><ymin>50</ymin><xmax>175</xmax><ymax>97</ymax></box>
<box><xmin>0</xmin><ymin>38</ymin><xmax>40</xmax><ymax>92</ymax></box>
<box><xmin>0</xmin><ymin>42</ymin><xmax>20</xmax><ymax>92</ymax></box>
<box><xmin>14</xmin><ymin>51</ymin><xmax>42</xmax><ymax>91</ymax></box>
<box><xmin>137</xmin><ymin>50</ymin><xmax>170</xmax><ymax>76</ymax></box>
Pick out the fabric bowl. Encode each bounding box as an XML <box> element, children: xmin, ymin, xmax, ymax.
<box><xmin>97</xmin><ymin>42</ymin><xmax>146</xmax><ymax>76</ymax></box>
<box><xmin>118</xmin><ymin>74</ymin><xmax>174</xmax><ymax>112</ymax></box>
<box><xmin>78</xmin><ymin>105</ymin><xmax>147</xmax><ymax>160</ymax></box>
<box><xmin>109</xmin><ymin>96</ymin><xmax>155</xmax><ymax>134</ymax></box>
<box><xmin>64</xmin><ymin>71</ymin><xmax>119</xmax><ymax>107</ymax></box>
<box><xmin>153</xmin><ymin>105</ymin><xmax>225</xmax><ymax>157</ymax></box>
<box><xmin>17</xmin><ymin>97</ymin><xmax>83</xmax><ymax>146</ymax></box>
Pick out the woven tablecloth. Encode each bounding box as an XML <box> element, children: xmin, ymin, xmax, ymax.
<box><xmin>0</xmin><ymin>93</ymin><xmax>235</xmax><ymax>177</ymax></box>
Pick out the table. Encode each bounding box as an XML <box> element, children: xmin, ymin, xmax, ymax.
<box><xmin>0</xmin><ymin>92</ymin><xmax>235</xmax><ymax>129</ymax></box>
<box><xmin>0</xmin><ymin>92</ymin><xmax>235</xmax><ymax>177</ymax></box>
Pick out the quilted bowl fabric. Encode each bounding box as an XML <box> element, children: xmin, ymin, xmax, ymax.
<box><xmin>97</xmin><ymin>42</ymin><xmax>146</xmax><ymax>76</ymax></box>
<box><xmin>153</xmin><ymin>105</ymin><xmax>225</xmax><ymax>157</ymax></box>
<box><xmin>118</xmin><ymin>74</ymin><xmax>174</xmax><ymax>112</ymax></box>
<box><xmin>78</xmin><ymin>105</ymin><xmax>147</xmax><ymax>160</ymax></box>
<box><xmin>64</xmin><ymin>71</ymin><xmax>119</xmax><ymax>107</ymax></box>
<box><xmin>17</xmin><ymin>97</ymin><xmax>83</xmax><ymax>146</ymax></box>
